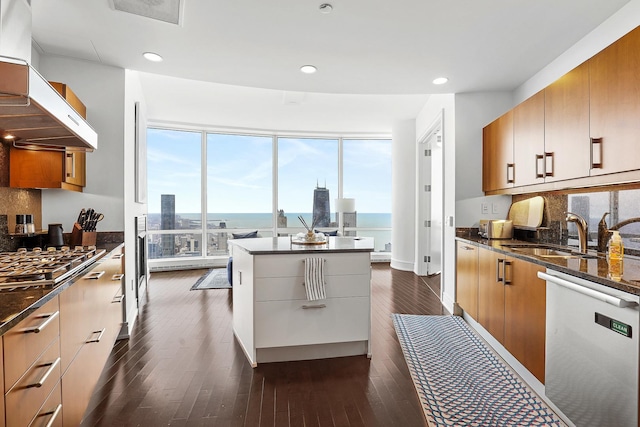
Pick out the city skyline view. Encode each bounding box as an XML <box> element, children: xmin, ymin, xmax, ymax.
<box><xmin>147</xmin><ymin>129</ymin><xmax>392</xmax><ymax>215</ymax></box>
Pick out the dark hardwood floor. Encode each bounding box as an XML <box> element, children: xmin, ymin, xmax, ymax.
<box><xmin>82</xmin><ymin>264</ymin><xmax>446</xmax><ymax>427</ymax></box>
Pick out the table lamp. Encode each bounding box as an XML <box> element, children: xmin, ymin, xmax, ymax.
<box><xmin>335</xmin><ymin>198</ymin><xmax>355</xmax><ymax>236</ymax></box>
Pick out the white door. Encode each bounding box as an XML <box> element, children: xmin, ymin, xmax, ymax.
<box><xmin>416</xmin><ymin>115</ymin><xmax>443</xmax><ymax>276</ymax></box>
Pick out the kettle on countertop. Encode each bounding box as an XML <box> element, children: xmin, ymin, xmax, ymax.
<box><xmin>47</xmin><ymin>223</ymin><xmax>64</xmax><ymax>247</ymax></box>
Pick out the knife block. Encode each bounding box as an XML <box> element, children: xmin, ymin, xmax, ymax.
<box><xmin>70</xmin><ymin>222</ymin><xmax>97</xmax><ymax>247</ymax></box>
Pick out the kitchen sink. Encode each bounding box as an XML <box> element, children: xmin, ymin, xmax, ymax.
<box><xmin>501</xmin><ymin>243</ymin><xmax>591</xmax><ymax>259</ymax></box>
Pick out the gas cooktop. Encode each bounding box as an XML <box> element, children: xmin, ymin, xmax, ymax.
<box><xmin>0</xmin><ymin>247</ymin><xmax>101</xmax><ymax>290</ymax></box>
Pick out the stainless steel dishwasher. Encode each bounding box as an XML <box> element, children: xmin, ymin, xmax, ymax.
<box><xmin>539</xmin><ymin>269</ymin><xmax>639</xmax><ymax>427</ymax></box>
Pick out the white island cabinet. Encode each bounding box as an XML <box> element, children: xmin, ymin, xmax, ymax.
<box><xmin>230</xmin><ymin>236</ymin><xmax>374</xmax><ymax>367</ymax></box>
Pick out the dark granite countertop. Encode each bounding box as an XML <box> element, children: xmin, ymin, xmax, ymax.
<box><xmin>230</xmin><ymin>236</ymin><xmax>375</xmax><ymax>255</ymax></box>
<box><xmin>0</xmin><ymin>242</ymin><xmax>124</xmax><ymax>336</ymax></box>
<box><xmin>455</xmin><ymin>231</ymin><xmax>640</xmax><ymax>296</ymax></box>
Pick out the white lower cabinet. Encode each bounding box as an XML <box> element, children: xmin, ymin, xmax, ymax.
<box><xmin>255</xmin><ymin>296</ymin><xmax>370</xmax><ymax>348</ymax></box>
<box><xmin>232</xmin><ymin>248</ymin><xmax>372</xmax><ymax>366</ymax></box>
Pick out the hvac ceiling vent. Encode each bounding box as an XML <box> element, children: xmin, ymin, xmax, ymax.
<box><xmin>110</xmin><ymin>0</ymin><xmax>184</xmax><ymax>25</ymax></box>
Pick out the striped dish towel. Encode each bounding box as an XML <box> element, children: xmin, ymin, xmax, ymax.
<box><xmin>304</xmin><ymin>258</ymin><xmax>326</xmax><ymax>301</ymax></box>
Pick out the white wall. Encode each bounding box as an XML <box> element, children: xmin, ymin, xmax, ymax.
<box><xmin>454</xmin><ymin>92</ymin><xmax>513</xmax><ymax>227</ymax></box>
<box><xmin>0</xmin><ymin>0</ymin><xmax>31</xmax><ymax>61</ymax></box>
<box><xmin>515</xmin><ymin>0</ymin><xmax>640</xmax><ymax>104</ymax></box>
<box><xmin>415</xmin><ymin>94</ymin><xmax>455</xmax><ymax>312</ymax></box>
<box><xmin>38</xmin><ymin>57</ymin><xmax>125</xmax><ymax>233</ymax></box>
<box><xmin>390</xmin><ymin>120</ymin><xmax>416</xmax><ymax>271</ymax></box>
<box><xmin>123</xmin><ymin>69</ymin><xmax>148</xmax><ymax>335</ymax></box>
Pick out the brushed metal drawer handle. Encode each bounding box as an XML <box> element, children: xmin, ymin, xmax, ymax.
<box><xmin>302</xmin><ymin>304</ymin><xmax>327</xmax><ymax>309</ymax></box>
<box><xmin>26</xmin><ymin>357</ymin><xmax>60</xmax><ymax>388</ymax></box>
<box><xmin>112</xmin><ymin>295</ymin><xmax>125</xmax><ymax>304</ymax></box>
<box><xmin>112</xmin><ymin>273</ymin><xmax>124</xmax><ymax>281</ymax></box>
<box><xmin>86</xmin><ymin>328</ymin><xmax>106</xmax><ymax>343</ymax></box>
<box><xmin>67</xmin><ymin>114</ymin><xmax>80</xmax><ymax>126</ymax></box>
<box><xmin>84</xmin><ymin>271</ymin><xmax>105</xmax><ymax>280</ymax></box>
<box><xmin>42</xmin><ymin>403</ymin><xmax>62</xmax><ymax>427</ymax></box>
<box><xmin>112</xmin><ymin>253</ymin><xmax>124</xmax><ymax>259</ymax></box>
<box><xmin>23</xmin><ymin>311</ymin><xmax>59</xmax><ymax>334</ymax></box>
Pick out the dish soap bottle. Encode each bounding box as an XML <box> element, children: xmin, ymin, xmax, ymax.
<box><xmin>608</xmin><ymin>230</ymin><xmax>624</xmax><ymax>280</ymax></box>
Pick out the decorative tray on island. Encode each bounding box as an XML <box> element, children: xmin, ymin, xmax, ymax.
<box><xmin>291</xmin><ymin>239</ymin><xmax>327</xmax><ymax>245</ymax></box>
<box><xmin>291</xmin><ymin>233</ymin><xmax>328</xmax><ymax>245</ymax></box>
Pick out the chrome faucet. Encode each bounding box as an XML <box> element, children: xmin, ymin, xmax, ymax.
<box><xmin>566</xmin><ymin>212</ymin><xmax>589</xmax><ymax>254</ymax></box>
<box><xmin>597</xmin><ymin>212</ymin><xmax>640</xmax><ymax>252</ymax></box>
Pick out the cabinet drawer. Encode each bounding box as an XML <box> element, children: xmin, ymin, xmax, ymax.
<box><xmin>61</xmin><ymin>329</ymin><xmax>113</xmax><ymax>427</ymax></box>
<box><xmin>255</xmin><ymin>274</ymin><xmax>371</xmax><ymax>302</ymax></box>
<box><xmin>29</xmin><ymin>380</ymin><xmax>62</xmax><ymax>427</ymax></box>
<box><xmin>3</xmin><ymin>296</ymin><xmax>60</xmax><ymax>390</ymax></box>
<box><xmin>254</xmin><ymin>253</ymin><xmax>370</xmax><ymax>278</ymax></box>
<box><xmin>255</xmin><ymin>297</ymin><xmax>370</xmax><ymax>348</ymax></box>
<box><xmin>5</xmin><ymin>338</ymin><xmax>61</xmax><ymax>427</ymax></box>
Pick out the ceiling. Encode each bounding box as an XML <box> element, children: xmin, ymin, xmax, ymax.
<box><xmin>31</xmin><ymin>0</ymin><xmax>631</xmax><ymax>96</ymax></box>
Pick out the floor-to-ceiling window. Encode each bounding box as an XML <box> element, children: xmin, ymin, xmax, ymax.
<box><xmin>206</xmin><ymin>133</ymin><xmax>273</xmax><ymax>254</ymax></box>
<box><xmin>146</xmin><ymin>126</ymin><xmax>392</xmax><ymax>263</ymax></box>
<box><xmin>343</xmin><ymin>139</ymin><xmax>392</xmax><ymax>252</ymax></box>
<box><xmin>146</xmin><ymin>128</ymin><xmax>202</xmax><ymax>259</ymax></box>
<box><xmin>277</xmin><ymin>137</ymin><xmax>339</xmax><ymax>235</ymax></box>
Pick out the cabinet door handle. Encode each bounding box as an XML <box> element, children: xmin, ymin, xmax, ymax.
<box><xmin>460</xmin><ymin>246</ymin><xmax>475</xmax><ymax>251</ymax></box>
<box><xmin>496</xmin><ymin>258</ymin><xmax>504</xmax><ymax>282</ymax></box>
<box><xmin>84</xmin><ymin>271</ymin><xmax>105</xmax><ymax>280</ymax></box>
<box><xmin>42</xmin><ymin>403</ymin><xmax>63</xmax><ymax>427</ymax></box>
<box><xmin>86</xmin><ymin>328</ymin><xmax>106</xmax><ymax>343</ymax></box>
<box><xmin>112</xmin><ymin>273</ymin><xmax>124</xmax><ymax>281</ymax></box>
<box><xmin>302</xmin><ymin>304</ymin><xmax>327</xmax><ymax>309</ymax></box>
<box><xmin>112</xmin><ymin>253</ymin><xmax>124</xmax><ymax>260</ymax></box>
<box><xmin>590</xmin><ymin>137</ymin><xmax>603</xmax><ymax>169</ymax></box>
<box><xmin>112</xmin><ymin>294</ymin><xmax>125</xmax><ymax>304</ymax></box>
<box><xmin>23</xmin><ymin>311</ymin><xmax>59</xmax><ymax>334</ymax></box>
<box><xmin>503</xmin><ymin>260</ymin><xmax>512</xmax><ymax>285</ymax></box>
<box><xmin>26</xmin><ymin>357</ymin><xmax>60</xmax><ymax>388</ymax></box>
<box><xmin>535</xmin><ymin>154</ymin><xmax>545</xmax><ymax>178</ymax></box>
<box><xmin>544</xmin><ymin>152</ymin><xmax>554</xmax><ymax>177</ymax></box>
<box><xmin>506</xmin><ymin>163</ymin><xmax>515</xmax><ymax>184</ymax></box>
<box><xmin>66</xmin><ymin>152</ymin><xmax>75</xmax><ymax>179</ymax></box>
<box><xmin>238</xmin><ymin>271</ymin><xmax>242</xmax><ymax>285</ymax></box>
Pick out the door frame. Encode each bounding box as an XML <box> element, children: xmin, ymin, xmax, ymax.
<box><xmin>415</xmin><ymin>111</ymin><xmax>444</xmax><ymax>279</ymax></box>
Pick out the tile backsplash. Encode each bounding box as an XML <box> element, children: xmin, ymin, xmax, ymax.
<box><xmin>0</xmin><ymin>144</ymin><xmax>43</xmax><ymax>250</ymax></box>
<box><xmin>513</xmin><ymin>187</ymin><xmax>640</xmax><ymax>252</ymax></box>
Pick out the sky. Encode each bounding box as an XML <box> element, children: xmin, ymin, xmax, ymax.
<box><xmin>146</xmin><ymin>128</ymin><xmax>392</xmax><ymax>214</ymax></box>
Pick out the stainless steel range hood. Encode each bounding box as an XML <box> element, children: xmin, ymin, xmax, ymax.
<box><xmin>0</xmin><ymin>56</ymin><xmax>98</xmax><ymax>151</ymax></box>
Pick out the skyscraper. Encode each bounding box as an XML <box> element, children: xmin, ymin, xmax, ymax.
<box><xmin>161</xmin><ymin>194</ymin><xmax>175</xmax><ymax>256</ymax></box>
<box><xmin>312</xmin><ymin>184</ymin><xmax>331</xmax><ymax>227</ymax></box>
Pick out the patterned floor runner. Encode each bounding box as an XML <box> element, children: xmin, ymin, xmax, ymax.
<box><xmin>392</xmin><ymin>314</ymin><xmax>566</xmax><ymax>427</ymax></box>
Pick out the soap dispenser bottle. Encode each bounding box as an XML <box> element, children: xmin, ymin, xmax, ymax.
<box><xmin>609</xmin><ymin>230</ymin><xmax>624</xmax><ymax>258</ymax></box>
<box><xmin>608</xmin><ymin>230</ymin><xmax>624</xmax><ymax>280</ymax></box>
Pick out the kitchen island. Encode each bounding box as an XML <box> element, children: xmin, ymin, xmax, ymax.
<box><xmin>229</xmin><ymin>236</ymin><xmax>374</xmax><ymax>367</ymax></box>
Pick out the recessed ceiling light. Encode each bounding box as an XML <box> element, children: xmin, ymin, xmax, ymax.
<box><xmin>143</xmin><ymin>52</ymin><xmax>163</xmax><ymax>62</ymax></box>
<box><xmin>433</xmin><ymin>77</ymin><xmax>449</xmax><ymax>85</ymax></box>
<box><xmin>300</xmin><ymin>65</ymin><xmax>317</xmax><ymax>74</ymax></box>
<box><xmin>319</xmin><ymin>3</ymin><xmax>333</xmax><ymax>14</ymax></box>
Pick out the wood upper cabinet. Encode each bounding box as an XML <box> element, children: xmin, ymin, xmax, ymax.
<box><xmin>589</xmin><ymin>26</ymin><xmax>640</xmax><ymax>176</ymax></box>
<box><xmin>9</xmin><ymin>81</ymin><xmax>87</xmax><ymax>192</ymax></box>
<box><xmin>503</xmin><ymin>258</ymin><xmax>546</xmax><ymax>384</ymax></box>
<box><xmin>477</xmin><ymin>247</ymin><xmax>505</xmax><ymax>343</ymax></box>
<box><xmin>544</xmin><ymin>61</ymin><xmax>591</xmax><ymax>182</ymax></box>
<box><xmin>513</xmin><ymin>91</ymin><xmax>545</xmax><ymax>187</ymax></box>
<box><xmin>482</xmin><ymin>110</ymin><xmax>514</xmax><ymax>192</ymax></box>
<box><xmin>456</xmin><ymin>241</ymin><xmax>479</xmax><ymax>320</ymax></box>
